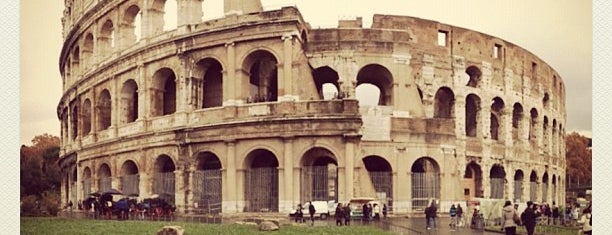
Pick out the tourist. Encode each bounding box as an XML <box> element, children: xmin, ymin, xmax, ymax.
<box><xmin>449</xmin><ymin>204</ymin><xmax>457</xmax><ymax>229</ymax></box>
<box><xmin>344</xmin><ymin>203</ymin><xmax>351</xmax><ymax>225</ymax></box>
<box><xmin>373</xmin><ymin>203</ymin><xmax>381</xmax><ymax>221</ymax></box>
<box><xmin>362</xmin><ymin>203</ymin><xmax>369</xmax><ymax>223</ymax></box>
<box><xmin>521</xmin><ymin>201</ymin><xmax>538</xmax><ymax>235</ymax></box>
<box><xmin>308</xmin><ymin>201</ymin><xmax>316</xmax><ymax>225</ymax></box>
<box><xmin>579</xmin><ymin>204</ymin><xmax>592</xmax><ymax>235</ymax></box>
<box><xmin>382</xmin><ymin>203</ymin><xmax>388</xmax><ymax>219</ymax></box>
<box><xmin>456</xmin><ymin>203</ymin><xmax>463</xmax><ymax>227</ymax></box>
<box><xmin>501</xmin><ymin>200</ymin><xmax>519</xmax><ymax>235</ymax></box>
<box><xmin>552</xmin><ymin>201</ymin><xmax>560</xmax><ymax>225</ymax></box>
<box><xmin>335</xmin><ymin>203</ymin><xmax>344</xmax><ymax>226</ymax></box>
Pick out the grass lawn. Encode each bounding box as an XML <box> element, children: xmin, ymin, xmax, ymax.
<box><xmin>21</xmin><ymin>217</ymin><xmax>394</xmax><ymax>235</ymax></box>
<box><xmin>485</xmin><ymin>224</ymin><xmax>579</xmax><ymax>235</ymax></box>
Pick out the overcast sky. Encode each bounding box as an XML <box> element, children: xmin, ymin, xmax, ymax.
<box><xmin>20</xmin><ymin>0</ymin><xmax>592</xmax><ymax>145</ymax></box>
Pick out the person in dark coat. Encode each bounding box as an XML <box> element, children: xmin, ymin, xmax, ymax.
<box><xmin>362</xmin><ymin>203</ymin><xmax>369</xmax><ymax>223</ymax></box>
<box><xmin>308</xmin><ymin>201</ymin><xmax>316</xmax><ymax>225</ymax></box>
<box><xmin>344</xmin><ymin>203</ymin><xmax>351</xmax><ymax>226</ymax></box>
<box><xmin>520</xmin><ymin>201</ymin><xmax>538</xmax><ymax>235</ymax></box>
<box><xmin>382</xmin><ymin>204</ymin><xmax>388</xmax><ymax>219</ymax></box>
<box><xmin>335</xmin><ymin>203</ymin><xmax>344</xmax><ymax>226</ymax></box>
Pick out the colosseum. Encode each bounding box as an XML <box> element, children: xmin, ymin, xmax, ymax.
<box><xmin>57</xmin><ymin>0</ymin><xmax>567</xmax><ymax>216</ymax></box>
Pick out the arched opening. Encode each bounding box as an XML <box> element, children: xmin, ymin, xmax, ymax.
<box><xmin>434</xmin><ymin>87</ymin><xmax>455</xmax><ymax>118</ymax></box>
<box><xmin>542</xmin><ymin>172</ymin><xmax>549</xmax><ymax>202</ymax></box>
<box><xmin>301</xmin><ymin>148</ymin><xmax>338</xmax><ymax>203</ymax></box>
<box><xmin>514</xmin><ymin>170</ymin><xmax>524</xmax><ymax>202</ymax></box>
<box><xmin>529</xmin><ymin>171</ymin><xmax>538</xmax><ymax>201</ymax></box>
<box><xmin>82</xmin><ymin>167</ymin><xmax>92</xmax><ymax>199</ymax></box>
<box><xmin>529</xmin><ymin>108</ymin><xmax>538</xmax><ymax>140</ymax></box>
<box><xmin>243</xmin><ymin>51</ymin><xmax>278</xmax><ymax>103</ymax></box>
<box><xmin>71</xmin><ymin>47</ymin><xmax>80</xmax><ymax>76</ymax></box>
<box><xmin>82</xmin><ymin>99</ymin><xmax>92</xmax><ymax>135</ymax></box>
<box><xmin>312</xmin><ymin>66</ymin><xmax>340</xmax><ymax>100</ymax></box>
<box><xmin>97</xmin><ymin>163</ymin><xmax>112</xmax><ymax>193</ymax></box>
<box><xmin>301</xmin><ymin>30</ymin><xmax>308</xmax><ymax>51</ymax></box>
<box><xmin>71</xmin><ymin>105</ymin><xmax>78</xmax><ymax>140</ymax></box>
<box><xmin>151</xmin><ymin>68</ymin><xmax>177</xmax><ymax>116</ymax></box>
<box><xmin>543</xmin><ymin>93</ymin><xmax>550</xmax><ymax>109</ymax></box>
<box><xmin>70</xmin><ymin>168</ymin><xmax>77</xmax><ymax>205</ymax></box>
<box><xmin>122</xmin><ymin>5</ymin><xmax>142</xmax><ymax>46</ymax></box>
<box><xmin>465</xmin><ymin>94</ymin><xmax>481</xmax><ymax>137</ymax></box>
<box><xmin>363</xmin><ymin>155</ymin><xmax>393</xmax><ymax>211</ymax></box>
<box><xmin>244</xmin><ymin>149</ymin><xmax>278</xmax><ymax>212</ymax></box>
<box><xmin>411</xmin><ymin>157</ymin><xmax>439</xmax><ymax>210</ymax></box>
<box><xmin>465</xmin><ymin>66</ymin><xmax>481</xmax><ymax>87</ymax></box>
<box><xmin>355</xmin><ymin>84</ymin><xmax>380</xmax><ymax>106</ymax></box>
<box><xmin>98</xmin><ymin>20</ymin><xmax>115</xmax><ymax>55</ymax></box>
<box><xmin>195</xmin><ymin>58</ymin><xmax>223</xmax><ymax>108</ymax></box>
<box><xmin>512</xmin><ymin>103</ymin><xmax>524</xmax><ymax>140</ymax></box>
<box><xmin>489</xmin><ymin>164</ymin><xmax>505</xmax><ymax>199</ymax></box>
<box><xmin>490</xmin><ymin>97</ymin><xmax>505</xmax><ymax>141</ymax></box>
<box><xmin>83</xmin><ymin>33</ymin><xmax>94</xmax><ymax>68</ymax></box>
<box><xmin>543</xmin><ymin>116</ymin><xmax>549</xmax><ymax>149</ymax></box>
<box><xmin>153</xmin><ymin>155</ymin><xmax>176</xmax><ymax>205</ymax></box>
<box><xmin>120</xmin><ymin>79</ymin><xmax>139</xmax><ymax>123</ymax></box>
<box><xmin>552</xmin><ymin>174</ymin><xmax>557</xmax><ymax>204</ymax></box>
<box><xmin>162</xmin><ymin>0</ymin><xmax>177</xmax><ymax>31</ymax></box>
<box><xmin>193</xmin><ymin>152</ymin><xmax>222</xmax><ymax>214</ymax></box>
<box><xmin>463</xmin><ymin>161</ymin><xmax>483</xmax><ymax>200</ymax></box>
<box><xmin>97</xmin><ymin>89</ymin><xmax>112</xmax><ymax>130</ymax></box>
<box><xmin>356</xmin><ymin>64</ymin><xmax>393</xmax><ymax>106</ymax></box>
<box><xmin>120</xmin><ymin>160</ymin><xmax>139</xmax><ymax>197</ymax></box>
<box><xmin>201</xmin><ymin>0</ymin><xmax>223</xmax><ymax>21</ymax></box>
<box><xmin>552</xmin><ymin>119</ymin><xmax>558</xmax><ymax>152</ymax></box>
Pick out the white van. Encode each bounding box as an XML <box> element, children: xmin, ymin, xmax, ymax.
<box><xmin>289</xmin><ymin>200</ymin><xmax>336</xmax><ymax>220</ymax></box>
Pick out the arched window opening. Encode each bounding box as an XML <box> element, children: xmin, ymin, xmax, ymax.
<box><xmin>490</xmin><ymin>97</ymin><xmax>504</xmax><ymax>141</ymax></box>
<box><xmin>122</xmin><ymin>5</ymin><xmax>142</xmax><ymax>45</ymax></box>
<box><xmin>82</xmin><ymin>99</ymin><xmax>92</xmax><ymax>135</ymax></box>
<box><xmin>355</xmin><ymin>84</ymin><xmax>380</xmax><ymax>106</ymax></box>
<box><xmin>151</xmin><ymin>68</ymin><xmax>177</xmax><ymax>116</ymax></box>
<box><xmin>301</xmin><ymin>148</ymin><xmax>338</xmax><ymax>203</ymax></box>
<box><xmin>512</xmin><ymin>103</ymin><xmax>523</xmax><ymax>140</ymax></box>
<box><xmin>465</xmin><ymin>94</ymin><xmax>481</xmax><ymax>137</ymax></box>
<box><xmin>201</xmin><ymin>0</ymin><xmax>223</xmax><ymax>21</ymax></box>
<box><xmin>193</xmin><ymin>152</ymin><xmax>222</xmax><ymax>214</ymax></box>
<box><xmin>153</xmin><ymin>155</ymin><xmax>176</xmax><ymax>204</ymax></box>
<box><xmin>71</xmin><ymin>105</ymin><xmax>78</xmax><ymax>140</ymax></box>
<box><xmin>71</xmin><ymin>47</ymin><xmax>80</xmax><ymax>76</ymax></box>
<box><xmin>83</xmin><ymin>33</ymin><xmax>94</xmax><ymax>68</ymax></box>
<box><xmin>543</xmin><ymin>116</ymin><xmax>549</xmax><ymax>149</ymax></box>
<box><xmin>434</xmin><ymin>87</ymin><xmax>455</xmax><ymax>118</ymax></box>
<box><xmin>244</xmin><ymin>149</ymin><xmax>279</xmax><ymax>212</ymax></box>
<box><xmin>356</xmin><ymin>64</ymin><xmax>393</xmax><ymax>106</ymax></box>
<box><xmin>243</xmin><ymin>51</ymin><xmax>278</xmax><ymax>103</ymax></box>
<box><xmin>514</xmin><ymin>170</ymin><xmax>524</xmax><ymax>202</ymax></box>
<box><xmin>195</xmin><ymin>59</ymin><xmax>223</xmax><ymax>108</ymax></box>
<box><xmin>489</xmin><ymin>164</ymin><xmax>505</xmax><ymax>199</ymax></box>
<box><xmin>465</xmin><ymin>66</ymin><xmax>481</xmax><ymax>87</ymax></box>
<box><xmin>542</xmin><ymin>172</ymin><xmax>549</xmax><ymax>202</ymax></box>
<box><xmin>97</xmin><ymin>89</ymin><xmax>112</xmax><ymax>130</ymax></box>
<box><xmin>120</xmin><ymin>79</ymin><xmax>139</xmax><ymax>123</ymax></box>
<box><xmin>312</xmin><ymin>66</ymin><xmax>340</xmax><ymax>100</ymax></box>
<box><xmin>97</xmin><ymin>164</ymin><xmax>112</xmax><ymax>193</ymax></box>
<box><xmin>99</xmin><ymin>20</ymin><xmax>115</xmax><ymax>55</ymax></box>
<box><xmin>82</xmin><ymin>167</ymin><xmax>92</xmax><ymax>199</ymax></box>
<box><xmin>552</xmin><ymin>174</ymin><xmax>557</xmax><ymax>203</ymax></box>
<box><xmin>529</xmin><ymin>171</ymin><xmax>538</xmax><ymax>201</ymax></box>
<box><xmin>543</xmin><ymin>93</ymin><xmax>550</xmax><ymax>109</ymax></box>
<box><xmin>411</xmin><ymin>157</ymin><xmax>440</xmax><ymax>210</ymax></box>
<box><xmin>529</xmin><ymin>108</ymin><xmax>538</xmax><ymax>140</ymax></box>
<box><xmin>120</xmin><ymin>160</ymin><xmax>139</xmax><ymax>197</ymax></box>
<box><xmin>363</xmin><ymin>156</ymin><xmax>393</xmax><ymax>211</ymax></box>
<box><xmin>163</xmin><ymin>0</ymin><xmax>177</xmax><ymax>31</ymax></box>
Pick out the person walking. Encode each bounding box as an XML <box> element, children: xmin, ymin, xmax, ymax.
<box><xmin>308</xmin><ymin>201</ymin><xmax>316</xmax><ymax>225</ymax></box>
<box><xmin>295</xmin><ymin>203</ymin><xmax>304</xmax><ymax>223</ymax></box>
<box><xmin>501</xmin><ymin>200</ymin><xmax>519</xmax><ymax>235</ymax></box>
<box><xmin>520</xmin><ymin>201</ymin><xmax>538</xmax><ymax>235</ymax></box>
<box><xmin>552</xmin><ymin>201</ymin><xmax>560</xmax><ymax>225</ymax></box>
<box><xmin>456</xmin><ymin>204</ymin><xmax>464</xmax><ymax>227</ymax></box>
<box><xmin>579</xmin><ymin>204</ymin><xmax>592</xmax><ymax>235</ymax></box>
<box><xmin>344</xmin><ymin>203</ymin><xmax>351</xmax><ymax>226</ymax></box>
<box><xmin>373</xmin><ymin>203</ymin><xmax>381</xmax><ymax>221</ymax></box>
<box><xmin>382</xmin><ymin>204</ymin><xmax>388</xmax><ymax>219</ymax></box>
<box><xmin>335</xmin><ymin>203</ymin><xmax>344</xmax><ymax>226</ymax></box>
<box><xmin>449</xmin><ymin>204</ymin><xmax>457</xmax><ymax>230</ymax></box>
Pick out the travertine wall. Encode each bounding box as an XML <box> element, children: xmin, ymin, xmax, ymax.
<box><xmin>58</xmin><ymin>0</ymin><xmax>566</xmax><ymax>215</ymax></box>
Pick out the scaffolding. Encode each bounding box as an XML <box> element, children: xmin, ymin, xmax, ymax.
<box><xmin>411</xmin><ymin>172</ymin><xmax>438</xmax><ymax>210</ymax></box>
<box><xmin>490</xmin><ymin>178</ymin><xmax>504</xmax><ymax>199</ymax></box>
<box><xmin>153</xmin><ymin>172</ymin><xmax>175</xmax><ymax>205</ymax></box>
<box><xmin>192</xmin><ymin>170</ymin><xmax>222</xmax><ymax>214</ymax></box>
<box><xmin>245</xmin><ymin>167</ymin><xmax>278</xmax><ymax>212</ymax></box>
<box><xmin>301</xmin><ymin>165</ymin><xmax>337</xmax><ymax>203</ymax></box>
<box><xmin>120</xmin><ymin>174</ymin><xmax>140</xmax><ymax>196</ymax></box>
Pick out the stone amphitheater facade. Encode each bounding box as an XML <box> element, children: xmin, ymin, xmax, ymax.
<box><xmin>58</xmin><ymin>0</ymin><xmax>567</xmax><ymax>215</ymax></box>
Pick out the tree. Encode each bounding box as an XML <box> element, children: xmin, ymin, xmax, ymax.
<box><xmin>20</xmin><ymin>134</ymin><xmax>61</xmax><ymax>197</ymax></box>
<box><xmin>565</xmin><ymin>132</ymin><xmax>592</xmax><ymax>186</ymax></box>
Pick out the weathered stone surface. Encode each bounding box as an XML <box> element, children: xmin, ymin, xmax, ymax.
<box><xmin>258</xmin><ymin>221</ymin><xmax>280</xmax><ymax>231</ymax></box>
<box><xmin>157</xmin><ymin>225</ymin><xmax>184</xmax><ymax>235</ymax></box>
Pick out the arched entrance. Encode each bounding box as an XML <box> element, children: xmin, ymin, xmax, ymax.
<box><xmin>82</xmin><ymin>167</ymin><xmax>92</xmax><ymax>198</ymax></box>
<box><xmin>193</xmin><ymin>152</ymin><xmax>222</xmax><ymax>214</ymax></box>
<box><xmin>363</xmin><ymin>156</ymin><xmax>393</xmax><ymax>211</ymax></box>
<box><xmin>542</xmin><ymin>172</ymin><xmax>549</xmax><ymax>202</ymax></box>
<box><xmin>489</xmin><ymin>164</ymin><xmax>506</xmax><ymax>199</ymax></box>
<box><xmin>153</xmin><ymin>155</ymin><xmax>176</xmax><ymax>205</ymax></box>
<box><xmin>463</xmin><ymin>161</ymin><xmax>483</xmax><ymax>201</ymax></box>
<box><xmin>71</xmin><ymin>168</ymin><xmax>77</xmax><ymax>205</ymax></box>
<box><xmin>529</xmin><ymin>171</ymin><xmax>538</xmax><ymax>201</ymax></box>
<box><xmin>552</xmin><ymin>174</ymin><xmax>557</xmax><ymax>203</ymax></box>
<box><xmin>514</xmin><ymin>170</ymin><xmax>524</xmax><ymax>202</ymax></box>
<box><xmin>120</xmin><ymin>160</ymin><xmax>139</xmax><ymax>197</ymax></box>
<box><xmin>300</xmin><ymin>148</ymin><xmax>338</xmax><ymax>203</ymax></box>
<box><xmin>245</xmin><ymin>149</ymin><xmax>279</xmax><ymax>212</ymax></box>
<box><xmin>243</xmin><ymin>51</ymin><xmax>278</xmax><ymax>103</ymax></box>
<box><xmin>411</xmin><ymin>157</ymin><xmax>439</xmax><ymax>210</ymax></box>
<box><xmin>97</xmin><ymin>163</ymin><xmax>112</xmax><ymax>193</ymax></box>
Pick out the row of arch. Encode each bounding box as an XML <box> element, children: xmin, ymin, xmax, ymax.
<box><xmin>67</xmin><ymin>148</ymin><xmax>562</xmax><ymax>212</ymax></box>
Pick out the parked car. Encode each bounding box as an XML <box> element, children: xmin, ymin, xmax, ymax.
<box><xmin>345</xmin><ymin>197</ymin><xmax>381</xmax><ymax>219</ymax></box>
<box><xmin>289</xmin><ymin>200</ymin><xmax>336</xmax><ymax>220</ymax></box>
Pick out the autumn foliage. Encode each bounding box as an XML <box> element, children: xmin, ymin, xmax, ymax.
<box><xmin>20</xmin><ymin>134</ymin><xmax>61</xmax><ymax>216</ymax></box>
<box><xmin>565</xmin><ymin>132</ymin><xmax>592</xmax><ymax>186</ymax></box>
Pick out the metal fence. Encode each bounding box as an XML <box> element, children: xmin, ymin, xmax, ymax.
<box><xmin>98</xmin><ymin>177</ymin><xmax>112</xmax><ymax>193</ymax></box>
<box><xmin>514</xmin><ymin>180</ymin><xmax>522</xmax><ymax>201</ymax></box>
<box><xmin>490</xmin><ymin>178</ymin><xmax>504</xmax><ymax>199</ymax></box>
<box><xmin>245</xmin><ymin>167</ymin><xmax>278</xmax><ymax>212</ymax></box>
<box><xmin>369</xmin><ymin>171</ymin><xmax>393</xmax><ymax>211</ymax></box>
<box><xmin>530</xmin><ymin>182</ymin><xmax>537</xmax><ymax>201</ymax></box>
<box><xmin>153</xmin><ymin>172</ymin><xmax>175</xmax><ymax>205</ymax></box>
<box><xmin>301</xmin><ymin>165</ymin><xmax>337</xmax><ymax>202</ymax></box>
<box><xmin>120</xmin><ymin>174</ymin><xmax>139</xmax><ymax>196</ymax></box>
<box><xmin>542</xmin><ymin>183</ymin><xmax>548</xmax><ymax>202</ymax></box>
<box><xmin>70</xmin><ymin>182</ymin><xmax>77</xmax><ymax>204</ymax></box>
<box><xmin>83</xmin><ymin>179</ymin><xmax>91</xmax><ymax>198</ymax></box>
<box><xmin>192</xmin><ymin>170</ymin><xmax>222</xmax><ymax>214</ymax></box>
<box><xmin>411</xmin><ymin>172</ymin><xmax>438</xmax><ymax>210</ymax></box>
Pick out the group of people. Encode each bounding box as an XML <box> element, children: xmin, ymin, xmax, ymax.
<box><xmin>500</xmin><ymin>200</ymin><xmax>592</xmax><ymax>235</ymax></box>
<box><xmin>293</xmin><ymin>202</ymin><xmax>317</xmax><ymax>225</ymax></box>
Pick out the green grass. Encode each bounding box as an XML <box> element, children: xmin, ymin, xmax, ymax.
<box><xmin>21</xmin><ymin>217</ymin><xmax>394</xmax><ymax>235</ymax></box>
<box><xmin>485</xmin><ymin>224</ymin><xmax>579</xmax><ymax>235</ymax></box>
